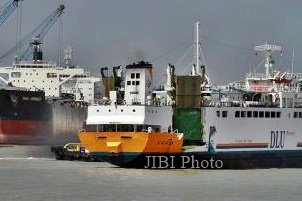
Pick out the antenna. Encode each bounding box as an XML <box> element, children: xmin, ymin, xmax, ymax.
<box><xmin>254</xmin><ymin>42</ymin><xmax>282</xmax><ymax>78</ymax></box>
<box><xmin>291</xmin><ymin>49</ymin><xmax>294</xmax><ymax>74</ymax></box>
<box><xmin>63</xmin><ymin>47</ymin><xmax>73</xmax><ymax>68</ymax></box>
<box><xmin>193</xmin><ymin>21</ymin><xmax>200</xmax><ymax>75</ymax></box>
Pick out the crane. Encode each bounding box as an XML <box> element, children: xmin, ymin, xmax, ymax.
<box><xmin>0</xmin><ymin>4</ymin><xmax>65</xmax><ymax>62</ymax></box>
<box><xmin>0</xmin><ymin>0</ymin><xmax>22</xmax><ymax>28</ymax></box>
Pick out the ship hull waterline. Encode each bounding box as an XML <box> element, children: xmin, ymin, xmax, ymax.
<box><xmin>0</xmin><ymin>119</ymin><xmax>49</xmax><ymax>144</ymax></box>
<box><xmin>79</xmin><ymin>131</ymin><xmax>302</xmax><ymax>168</ymax></box>
<box><xmin>90</xmin><ymin>150</ymin><xmax>302</xmax><ymax>169</ymax></box>
<box><xmin>78</xmin><ymin>131</ymin><xmax>185</xmax><ymax>165</ymax></box>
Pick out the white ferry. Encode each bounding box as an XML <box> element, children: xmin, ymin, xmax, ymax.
<box><xmin>190</xmin><ymin>42</ymin><xmax>302</xmax><ymax>168</ymax></box>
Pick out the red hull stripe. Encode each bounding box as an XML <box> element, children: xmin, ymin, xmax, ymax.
<box><xmin>216</xmin><ymin>143</ymin><xmax>269</xmax><ymax>149</ymax></box>
<box><xmin>0</xmin><ymin>120</ymin><xmax>48</xmax><ymax>136</ymax></box>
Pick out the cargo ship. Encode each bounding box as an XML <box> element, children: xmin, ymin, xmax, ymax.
<box><xmin>78</xmin><ymin>22</ymin><xmax>302</xmax><ymax>168</ymax></box>
<box><xmin>78</xmin><ymin>61</ymin><xmax>184</xmax><ymax>166</ymax></box>
<box><xmin>0</xmin><ymin>39</ymin><xmax>101</xmax><ymax>144</ymax></box>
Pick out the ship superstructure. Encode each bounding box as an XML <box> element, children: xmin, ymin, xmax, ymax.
<box><xmin>79</xmin><ymin>62</ymin><xmax>184</xmax><ymax>166</ymax></box>
<box><xmin>190</xmin><ymin>43</ymin><xmax>302</xmax><ymax>168</ymax></box>
<box><xmin>78</xmin><ymin>21</ymin><xmax>302</xmax><ymax>168</ymax></box>
<box><xmin>0</xmin><ymin>40</ymin><xmax>101</xmax><ymax>144</ymax></box>
<box><xmin>0</xmin><ymin>40</ymin><xmax>100</xmax><ymax>103</ymax></box>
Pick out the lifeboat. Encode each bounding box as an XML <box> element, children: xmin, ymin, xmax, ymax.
<box><xmin>274</xmin><ymin>77</ymin><xmax>292</xmax><ymax>84</ymax></box>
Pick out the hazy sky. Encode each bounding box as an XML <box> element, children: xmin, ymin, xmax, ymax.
<box><xmin>1</xmin><ymin>0</ymin><xmax>302</xmax><ymax>85</ymax></box>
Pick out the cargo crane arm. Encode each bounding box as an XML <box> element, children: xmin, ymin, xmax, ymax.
<box><xmin>0</xmin><ymin>4</ymin><xmax>65</xmax><ymax>62</ymax></box>
<box><xmin>20</xmin><ymin>4</ymin><xmax>65</xmax><ymax>60</ymax></box>
<box><xmin>0</xmin><ymin>0</ymin><xmax>22</xmax><ymax>28</ymax></box>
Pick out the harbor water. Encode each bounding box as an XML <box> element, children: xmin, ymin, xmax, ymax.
<box><xmin>0</xmin><ymin>145</ymin><xmax>301</xmax><ymax>201</ymax></box>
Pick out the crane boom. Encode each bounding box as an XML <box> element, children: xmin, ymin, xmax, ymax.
<box><xmin>0</xmin><ymin>0</ymin><xmax>22</xmax><ymax>28</ymax></box>
<box><xmin>0</xmin><ymin>4</ymin><xmax>65</xmax><ymax>62</ymax></box>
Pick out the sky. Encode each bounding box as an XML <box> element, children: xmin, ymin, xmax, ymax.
<box><xmin>0</xmin><ymin>0</ymin><xmax>302</xmax><ymax>86</ymax></box>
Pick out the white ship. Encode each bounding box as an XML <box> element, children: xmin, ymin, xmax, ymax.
<box><xmin>77</xmin><ymin>22</ymin><xmax>302</xmax><ymax>168</ymax></box>
<box><xmin>0</xmin><ymin>39</ymin><xmax>101</xmax><ymax>144</ymax></box>
<box><xmin>187</xmin><ymin>42</ymin><xmax>302</xmax><ymax>168</ymax></box>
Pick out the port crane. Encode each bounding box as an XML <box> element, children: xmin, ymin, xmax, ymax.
<box><xmin>0</xmin><ymin>4</ymin><xmax>65</xmax><ymax>62</ymax></box>
<box><xmin>0</xmin><ymin>0</ymin><xmax>22</xmax><ymax>28</ymax></box>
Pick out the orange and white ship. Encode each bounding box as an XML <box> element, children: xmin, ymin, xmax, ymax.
<box><xmin>78</xmin><ymin>61</ymin><xmax>184</xmax><ymax>166</ymax></box>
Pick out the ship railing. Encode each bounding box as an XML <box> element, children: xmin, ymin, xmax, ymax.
<box><xmin>14</xmin><ymin>61</ymin><xmax>56</xmax><ymax>68</ymax></box>
<box><xmin>91</xmin><ymin>99</ymin><xmax>107</xmax><ymax>105</ymax></box>
<box><xmin>89</xmin><ymin>98</ymin><xmax>171</xmax><ymax>106</ymax></box>
<box><xmin>246</xmin><ymin>73</ymin><xmax>269</xmax><ymax>80</ymax></box>
<box><xmin>202</xmin><ymin>99</ymin><xmax>282</xmax><ymax>108</ymax></box>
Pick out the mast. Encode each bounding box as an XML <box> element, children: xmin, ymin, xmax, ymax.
<box><xmin>194</xmin><ymin>21</ymin><xmax>200</xmax><ymax>75</ymax></box>
<box><xmin>254</xmin><ymin>42</ymin><xmax>282</xmax><ymax>78</ymax></box>
<box><xmin>165</xmin><ymin>63</ymin><xmax>174</xmax><ymax>105</ymax></box>
<box><xmin>64</xmin><ymin>47</ymin><xmax>73</xmax><ymax>68</ymax></box>
<box><xmin>31</xmin><ymin>38</ymin><xmax>43</xmax><ymax>63</ymax></box>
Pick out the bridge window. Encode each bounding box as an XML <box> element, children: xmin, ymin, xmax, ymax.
<box><xmin>216</xmin><ymin>111</ymin><xmax>220</xmax><ymax>117</ymax></box>
<box><xmin>222</xmin><ymin>111</ymin><xmax>228</xmax><ymax>118</ymax></box>
<box><xmin>253</xmin><ymin>111</ymin><xmax>258</xmax><ymax>118</ymax></box>
<box><xmin>59</xmin><ymin>74</ymin><xmax>70</xmax><ymax>78</ymax></box>
<box><xmin>11</xmin><ymin>72</ymin><xmax>21</xmax><ymax>78</ymax></box>
<box><xmin>259</xmin><ymin>111</ymin><xmax>264</xmax><ymax>118</ymax></box>
<box><xmin>47</xmin><ymin>73</ymin><xmax>57</xmax><ymax>78</ymax></box>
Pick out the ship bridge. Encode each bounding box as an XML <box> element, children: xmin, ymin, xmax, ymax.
<box><xmin>0</xmin><ymin>63</ymin><xmax>85</xmax><ymax>98</ymax></box>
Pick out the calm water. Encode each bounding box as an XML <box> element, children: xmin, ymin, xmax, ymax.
<box><xmin>0</xmin><ymin>145</ymin><xmax>302</xmax><ymax>201</ymax></box>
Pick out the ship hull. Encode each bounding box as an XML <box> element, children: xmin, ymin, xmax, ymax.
<box><xmin>78</xmin><ymin>131</ymin><xmax>184</xmax><ymax>164</ymax></box>
<box><xmin>0</xmin><ymin>120</ymin><xmax>49</xmax><ymax>144</ymax></box>
<box><xmin>0</xmin><ymin>88</ymin><xmax>86</xmax><ymax>145</ymax></box>
<box><xmin>91</xmin><ymin>150</ymin><xmax>302</xmax><ymax>169</ymax></box>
